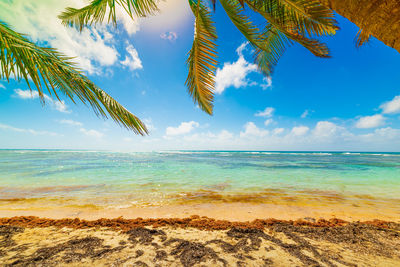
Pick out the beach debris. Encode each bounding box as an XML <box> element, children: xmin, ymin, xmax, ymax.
<box><xmin>0</xmin><ymin>216</ymin><xmax>399</xmax><ymax>266</ymax></box>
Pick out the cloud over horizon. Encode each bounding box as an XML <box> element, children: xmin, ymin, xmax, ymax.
<box><xmin>165</xmin><ymin>121</ymin><xmax>199</xmax><ymax>136</ymax></box>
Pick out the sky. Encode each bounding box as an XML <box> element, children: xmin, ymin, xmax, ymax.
<box><xmin>0</xmin><ymin>0</ymin><xmax>400</xmax><ymax>151</ymax></box>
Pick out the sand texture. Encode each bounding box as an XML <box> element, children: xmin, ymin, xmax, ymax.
<box><xmin>0</xmin><ymin>216</ymin><xmax>400</xmax><ymax>266</ymax></box>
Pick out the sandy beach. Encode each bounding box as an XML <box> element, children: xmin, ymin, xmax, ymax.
<box><xmin>1</xmin><ymin>200</ymin><xmax>400</xmax><ymax>222</ymax></box>
<box><xmin>1</xmin><ymin>215</ymin><xmax>400</xmax><ymax>266</ymax></box>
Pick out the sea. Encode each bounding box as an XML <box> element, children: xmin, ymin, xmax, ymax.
<box><xmin>0</xmin><ymin>150</ymin><xmax>399</xmax><ymax>212</ymax></box>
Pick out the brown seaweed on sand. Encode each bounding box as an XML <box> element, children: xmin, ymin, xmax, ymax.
<box><xmin>0</xmin><ymin>216</ymin><xmax>399</xmax><ymax>266</ymax></box>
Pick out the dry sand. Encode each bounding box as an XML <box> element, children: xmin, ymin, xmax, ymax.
<box><xmin>1</xmin><ymin>216</ymin><xmax>400</xmax><ymax>266</ymax></box>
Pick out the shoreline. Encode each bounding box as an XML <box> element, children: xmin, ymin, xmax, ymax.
<box><xmin>1</xmin><ymin>201</ymin><xmax>399</xmax><ymax>222</ymax></box>
<box><xmin>0</xmin><ymin>215</ymin><xmax>397</xmax><ymax>231</ymax></box>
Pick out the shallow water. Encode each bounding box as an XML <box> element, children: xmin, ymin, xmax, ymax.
<box><xmin>0</xmin><ymin>150</ymin><xmax>399</xmax><ymax>212</ymax></box>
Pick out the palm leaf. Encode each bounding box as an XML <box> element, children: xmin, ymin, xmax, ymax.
<box><xmin>186</xmin><ymin>0</ymin><xmax>218</xmax><ymax>115</ymax></box>
<box><xmin>220</xmin><ymin>0</ymin><xmax>283</xmax><ymax>75</ymax></box>
<box><xmin>219</xmin><ymin>0</ymin><xmax>264</xmax><ymax>50</ymax></box>
<box><xmin>244</xmin><ymin>0</ymin><xmax>330</xmax><ymax>58</ymax></box>
<box><xmin>0</xmin><ymin>21</ymin><xmax>147</xmax><ymax>135</ymax></box>
<box><xmin>253</xmin><ymin>0</ymin><xmax>338</xmax><ymax>36</ymax></box>
<box><xmin>59</xmin><ymin>0</ymin><xmax>158</xmax><ymax>31</ymax></box>
<box><xmin>220</xmin><ymin>0</ymin><xmax>326</xmax><ymax>76</ymax></box>
<box><xmin>254</xmin><ymin>26</ymin><xmax>290</xmax><ymax>76</ymax></box>
<box><xmin>209</xmin><ymin>0</ymin><xmax>244</xmax><ymax>10</ymax></box>
<box><xmin>355</xmin><ymin>29</ymin><xmax>371</xmax><ymax>47</ymax></box>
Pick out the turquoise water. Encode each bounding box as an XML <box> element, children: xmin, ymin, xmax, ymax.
<box><xmin>0</xmin><ymin>150</ymin><xmax>399</xmax><ymax>208</ymax></box>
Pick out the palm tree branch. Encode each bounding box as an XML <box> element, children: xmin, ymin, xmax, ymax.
<box><xmin>0</xmin><ymin>21</ymin><xmax>148</xmax><ymax>135</ymax></box>
<box><xmin>244</xmin><ymin>0</ymin><xmax>330</xmax><ymax>58</ymax></box>
<box><xmin>219</xmin><ymin>0</ymin><xmax>289</xmax><ymax>76</ymax></box>
<box><xmin>58</xmin><ymin>0</ymin><xmax>158</xmax><ymax>31</ymax></box>
<box><xmin>186</xmin><ymin>0</ymin><xmax>218</xmax><ymax>115</ymax></box>
<box><xmin>254</xmin><ymin>26</ymin><xmax>290</xmax><ymax>76</ymax></box>
<box><xmin>253</xmin><ymin>0</ymin><xmax>338</xmax><ymax>36</ymax></box>
<box><xmin>219</xmin><ymin>0</ymin><xmax>265</xmax><ymax>51</ymax></box>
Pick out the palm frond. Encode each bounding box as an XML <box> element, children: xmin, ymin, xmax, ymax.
<box><xmin>355</xmin><ymin>29</ymin><xmax>371</xmax><ymax>47</ymax></box>
<box><xmin>59</xmin><ymin>0</ymin><xmax>112</xmax><ymax>31</ymax></box>
<box><xmin>59</xmin><ymin>0</ymin><xmax>158</xmax><ymax>31</ymax></box>
<box><xmin>219</xmin><ymin>0</ymin><xmax>264</xmax><ymax>50</ymax></box>
<box><xmin>244</xmin><ymin>0</ymin><xmax>330</xmax><ymax>58</ymax></box>
<box><xmin>220</xmin><ymin>0</ymin><xmax>287</xmax><ymax>75</ymax></box>
<box><xmin>186</xmin><ymin>0</ymin><xmax>218</xmax><ymax>115</ymax></box>
<box><xmin>252</xmin><ymin>0</ymin><xmax>338</xmax><ymax>36</ymax></box>
<box><xmin>0</xmin><ymin>21</ymin><xmax>148</xmax><ymax>135</ymax></box>
<box><xmin>254</xmin><ymin>26</ymin><xmax>290</xmax><ymax>76</ymax></box>
<box><xmin>220</xmin><ymin>0</ymin><xmax>329</xmax><ymax>75</ymax></box>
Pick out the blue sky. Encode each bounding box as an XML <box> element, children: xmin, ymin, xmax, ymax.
<box><xmin>1</xmin><ymin>0</ymin><xmax>400</xmax><ymax>151</ymax></box>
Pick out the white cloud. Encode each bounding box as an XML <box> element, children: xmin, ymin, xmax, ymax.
<box><xmin>14</xmin><ymin>89</ymin><xmax>39</xmax><ymax>99</ymax></box>
<box><xmin>264</xmin><ymin>119</ymin><xmax>273</xmax><ymax>127</ymax></box>
<box><xmin>368</xmin><ymin>127</ymin><xmax>400</xmax><ymax>139</ymax></box>
<box><xmin>0</xmin><ymin>123</ymin><xmax>58</xmax><ymax>136</ymax></box>
<box><xmin>166</xmin><ymin>121</ymin><xmax>199</xmax><ymax>136</ymax></box>
<box><xmin>183</xmin><ymin>130</ymin><xmax>234</xmax><ymax>143</ymax></box>
<box><xmin>355</xmin><ymin>114</ymin><xmax>385</xmax><ymax>129</ymax></box>
<box><xmin>120</xmin><ymin>44</ymin><xmax>143</xmax><ymax>71</ymax></box>
<box><xmin>240</xmin><ymin>122</ymin><xmax>269</xmax><ymax>138</ymax></box>
<box><xmin>14</xmin><ymin>89</ymin><xmax>70</xmax><ymax>113</ymax></box>
<box><xmin>273</xmin><ymin>128</ymin><xmax>284</xmax><ymax>135</ymax></box>
<box><xmin>160</xmin><ymin>31</ymin><xmax>178</xmax><ymax>41</ymax></box>
<box><xmin>115</xmin><ymin>6</ymin><xmax>140</xmax><ymax>35</ymax></box>
<box><xmin>380</xmin><ymin>95</ymin><xmax>400</xmax><ymax>114</ymax></box>
<box><xmin>0</xmin><ymin>0</ymin><xmax>125</xmax><ymax>74</ymax></box>
<box><xmin>58</xmin><ymin>119</ymin><xmax>83</xmax><ymax>127</ymax></box>
<box><xmin>301</xmin><ymin>110</ymin><xmax>309</xmax><ymax>118</ymax></box>
<box><xmin>291</xmin><ymin>126</ymin><xmax>309</xmax><ymax>136</ymax></box>
<box><xmin>255</xmin><ymin>107</ymin><xmax>275</xmax><ymax>118</ymax></box>
<box><xmin>143</xmin><ymin>118</ymin><xmax>156</xmax><ymax>132</ymax></box>
<box><xmin>80</xmin><ymin>128</ymin><xmax>104</xmax><ymax>138</ymax></box>
<box><xmin>261</xmin><ymin>76</ymin><xmax>272</xmax><ymax>90</ymax></box>
<box><xmin>217</xmin><ymin>130</ymin><xmax>234</xmax><ymax>140</ymax></box>
<box><xmin>236</xmin><ymin>42</ymin><xmax>248</xmax><ymax>56</ymax></box>
<box><xmin>313</xmin><ymin>121</ymin><xmax>342</xmax><ymax>138</ymax></box>
<box><xmin>52</xmin><ymin>100</ymin><xmax>69</xmax><ymax>113</ymax></box>
<box><xmin>215</xmin><ymin>42</ymin><xmax>258</xmax><ymax>94</ymax></box>
<box><xmin>0</xmin><ymin>84</ymin><xmax>5</xmax><ymax>89</ymax></box>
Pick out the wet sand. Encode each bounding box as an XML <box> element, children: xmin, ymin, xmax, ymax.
<box><xmin>1</xmin><ymin>216</ymin><xmax>400</xmax><ymax>266</ymax></box>
<box><xmin>1</xmin><ymin>201</ymin><xmax>400</xmax><ymax>222</ymax></box>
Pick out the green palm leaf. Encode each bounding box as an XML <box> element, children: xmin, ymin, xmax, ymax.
<box><xmin>59</xmin><ymin>0</ymin><xmax>158</xmax><ymax>31</ymax></box>
<box><xmin>220</xmin><ymin>0</ymin><xmax>326</xmax><ymax>76</ymax></box>
<box><xmin>254</xmin><ymin>26</ymin><xmax>290</xmax><ymax>76</ymax></box>
<box><xmin>0</xmin><ymin>21</ymin><xmax>147</xmax><ymax>135</ymax></box>
<box><xmin>219</xmin><ymin>0</ymin><xmax>264</xmax><ymax>50</ymax></box>
<box><xmin>186</xmin><ymin>0</ymin><xmax>218</xmax><ymax>115</ymax></box>
<box><xmin>252</xmin><ymin>0</ymin><xmax>338</xmax><ymax>36</ymax></box>
<box><xmin>244</xmin><ymin>0</ymin><xmax>330</xmax><ymax>58</ymax></box>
